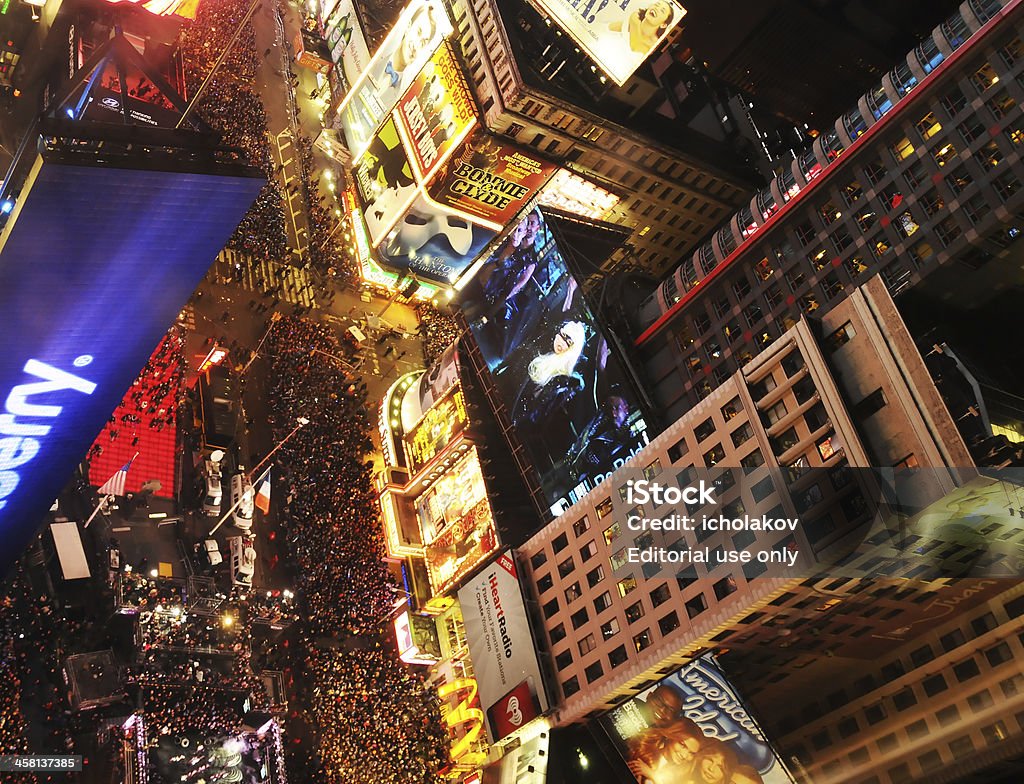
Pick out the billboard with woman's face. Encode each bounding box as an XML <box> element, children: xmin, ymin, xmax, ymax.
<box><xmin>458</xmin><ymin>207</ymin><xmax>650</xmax><ymax>516</ymax></box>
<box><xmin>602</xmin><ymin>656</ymin><xmax>796</xmax><ymax>784</ymax></box>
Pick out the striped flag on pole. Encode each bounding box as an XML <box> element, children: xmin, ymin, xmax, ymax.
<box><xmin>97</xmin><ymin>452</ymin><xmax>138</xmax><ymax>497</ymax></box>
<box><xmin>255</xmin><ymin>470</ymin><xmax>271</xmax><ymax>514</ymax></box>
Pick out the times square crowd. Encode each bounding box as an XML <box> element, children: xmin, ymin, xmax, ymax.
<box><xmin>179</xmin><ymin>0</ymin><xmax>288</xmax><ymax>261</ymax></box>
<box><xmin>264</xmin><ymin>315</ymin><xmax>448</xmax><ymax>783</ymax></box>
<box><xmin>414</xmin><ymin>303</ymin><xmax>462</xmax><ymax>364</ymax></box>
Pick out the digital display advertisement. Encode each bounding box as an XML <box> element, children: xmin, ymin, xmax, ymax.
<box><xmin>415</xmin><ymin>447</ymin><xmax>487</xmax><ymax>542</ymax></box>
<box><xmin>394</xmin><ymin>41</ymin><xmax>478</xmax><ymax>183</ymax></box>
<box><xmin>85</xmin><ymin>61</ymin><xmax>182</xmax><ymax>128</ymax></box>
<box><xmin>336</xmin><ymin>0</ymin><xmax>453</xmax><ymax>158</ymax></box>
<box><xmin>417</xmin><ymin>340</ymin><xmax>460</xmax><ymax>412</ymax></box>
<box><xmin>458</xmin><ymin>207</ymin><xmax>651</xmax><ymax>515</ymax></box>
<box><xmin>354</xmin><ymin>116</ymin><xmax>419</xmax><ymax>246</ymax></box>
<box><xmin>107</xmin><ymin>0</ymin><xmax>201</xmax><ymax>19</ymax></box>
<box><xmin>603</xmin><ymin>655</ymin><xmax>795</xmax><ymax>784</ymax></box>
<box><xmin>427</xmin><ymin>132</ymin><xmax>558</xmax><ymax>228</ymax></box>
<box><xmin>377</xmin><ymin>194</ymin><xmax>497</xmax><ymax>284</ymax></box>
<box><xmin>458</xmin><ymin>552</ymin><xmax>549</xmax><ymax>742</ymax></box>
<box><xmin>325</xmin><ymin>0</ymin><xmax>371</xmax><ymax>96</ymax></box>
<box><xmin>0</xmin><ymin>154</ymin><xmax>262</xmax><ymax>578</ymax></box>
<box><xmin>404</xmin><ymin>382</ymin><xmax>469</xmax><ymax>473</ymax></box>
<box><xmin>539</xmin><ymin>167</ymin><xmax>621</xmax><ymax>220</ymax></box>
<box><xmin>528</xmin><ymin>0</ymin><xmax>686</xmax><ymax>85</ymax></box>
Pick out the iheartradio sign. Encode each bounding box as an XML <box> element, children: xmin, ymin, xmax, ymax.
<box><xmin>459</xmin><ymin>551</ymin><xmax>548</xmax><ymax>742</ymax></box>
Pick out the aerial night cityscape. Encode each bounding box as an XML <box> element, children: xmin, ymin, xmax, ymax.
<box><xmin>1</xmin><ymin>0</ymin><xmax>1024</xmax><ymax>781</ymax></box>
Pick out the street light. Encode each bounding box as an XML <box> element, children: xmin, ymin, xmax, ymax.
<box><xmin>209</xmin><ymin>416</ymin><xmax>310</xmax><ymax>535</ymax></box>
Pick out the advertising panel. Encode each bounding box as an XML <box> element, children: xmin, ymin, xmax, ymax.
<box><xmin>417</xmin><ymin>340</ymin><xmax>460</xmax><ymax>412</ymax></box>
<box><xmin>420</xmin><ymin>447</ymin><xmax>498</xmax><ymax>594</ymax></box>
<box><xmin>0</xmin><ymin>154</ymin><xmax>262</xmax><ymax>578</ymax></box>
<box><xmin>106</xmin><ymin>0</ymin><xmax>200</xmax><ymax>19</ymax></box>
<box><xmin>325</xmin><ymin>0</ymin><xmax>371</xmax><ymax>96</ymax></box>
<box><xmin>394</xmin><ymin>41</ymin><xmax>478</xmax><ymax>182</ymax></box>
<box><xmin>602</xmin><ymin>655</ymin><xmax>795</xmax><ymax>784</ymax></box>
<box><xmin>426</xmin><ymin>131</ymin><xmax>557</xmax><ymax>228</ymax></box>
<box><xmin>353</xmin><ymin>116</ymin><xmax>419</xmax><ymax>246</ymax></box>
<box><xmin>337</xmin><ymin>0</ymin><xmax>453</xmax><ymax>158</ymax></box>
<box><xmin>529</xmin><ymin>0</ymin><xmax>686</xmax><ymax>86</ymax></box>
<box><xmin>404</xmin><ymin>383</ymin><xmax>469</xmax><ymax>473</ymax></box>
<box><xmin>377</xmin><ymin>194</ymin><xmax>497</xmax><ymax>284</ymax></box>
<box><xmin>415</xmin><ymin>447</ymin><xmax>487</xmax><ymax>542</ymax></box>
<box><xmin>458</xmin><ymin>552</ymin><xmax>549</xmax><ymax>742</ymax></box>
<box><xmin>458</xmin><ymin>207</ymin><xmax>651</xmax><ymax>515</ymax></box>
<box><xmin>85</xmin><ymin>62</ymin><xmax>181</xmax><ymax>128</ymax></box>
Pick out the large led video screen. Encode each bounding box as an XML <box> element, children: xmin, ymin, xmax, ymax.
<box><xmin>415</xmin><ymin>446</ymin><xmax>487</xmax><ymax>542</ymax></box>
<box><xmin>336</xmin><ymin>0</ymin><xmax>453</xmax><ymax>158</ymax></box>
<box><xmin>602</xmin><ymin>655</ymin><xmax>795</xmax><ymax>784</ymax></box>
<box><xmin>459</xmin><ymin>207</ymin><xmax>650</xmax><ymax>515</ymax></box>
<box><xmin>529</xmin><ymin>0</ymin><xmax>686</xmax><ymax>86</ymax></box>
<box><xmin>106</xmin><ymin>0</ymin><xmax>201</xmax><ymax>18</ymax></box>
<box><xmin>0</xmin><ymin>154</ymin><xmax>262</xmax><ymax>578</ymax></box>
<box><xmin>404</xmin><ymin>383</ymin><xmax>469</xmax><ymax>473</ymax></box>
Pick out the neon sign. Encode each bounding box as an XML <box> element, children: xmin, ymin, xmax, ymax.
<box><xmin>0</xmin><ymin>358</ymin><xmax>98</xmax><ymax>510</ymax></box>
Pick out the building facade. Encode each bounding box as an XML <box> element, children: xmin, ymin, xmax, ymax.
<box><xmin>515</xmin><ymin>279</ymin><xmax>1024</xmax><ymax>781</ymax></box>
<box><xmin>633</xmin><ymin>0</ymin><xmax>1024</xmax><ymax>422</ymax></box>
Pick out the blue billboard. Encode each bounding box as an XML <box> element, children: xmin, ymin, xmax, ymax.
<box><xmin>0</xmin><ymin>154</ymin><xmax>262</xmax><ymax>577</ymax></box>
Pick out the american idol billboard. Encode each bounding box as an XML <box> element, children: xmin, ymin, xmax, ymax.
<box><xmin>0</xmin><ymin>151</ymin><xmax>262</xmax><ymax>577</ymax></box>
<box><xmin>602</xmin><ymin>655</ymin><xmax>795</xmax><ymax>784</ymax></box>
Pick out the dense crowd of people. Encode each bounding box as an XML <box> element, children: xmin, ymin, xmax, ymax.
<box><xmin>265</xmin><ymin>315</ymin><xmax>447</xmax><ymax>783</ymax></box>
<box><xmin>415</xmin><ymin>303</ymin><xmax>462</xmax><ymax>364</ymax></box>
<box><xmin>179</xmin><ymin>0</ymin><xmax>288</xmax><ymax>260</ymax></box>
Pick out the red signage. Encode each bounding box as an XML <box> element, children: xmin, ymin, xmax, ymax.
<box><xmin>486</xmin><ymin>679</ymin><xmax>541</xmax><ymax>742</ymax></box>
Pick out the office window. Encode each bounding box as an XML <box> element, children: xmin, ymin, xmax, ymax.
<box><xmin>932</xmin><ymin>140</ymin><xmax>959</xmax><ymax>167</ymax></box>
<box><xmin>937</xmin><ymin>704</ymin><xmax>960</xmax><ymax>727</ymax></box>
<box><xmin>989</xmin><ymin>89</ymin><xmax>1017</xmax><ymax>120</ymax></box>
<box><xmin>573</xmin><ymin>517</ymin><xmax>591</xmax><ymax>537</ymax></box>
<box><xmin>609</xmin><ymin>644</ymin><xmax>628</xmax><ymax>668</ymax></box>
<box><xmin>580</xmin><ymin>540</ymin><xmax>599</xmax><ymax>562</ymax></box>
<box><xmin>994</xmin><ymin>170</ymin><xmax>1021</xmax><ymax>201</ymax></box>
<box><xmin>565</xmin><ymin>582</ymin><xmax>582</xmax><ymax>603</ymax></box>
<box><xmin>587</xmin><ymin>565</ymin><xmax>605</xmax><ymax>588</ymax></box>
<box><xmin>893</xmin><ymin>687</ymin><xmax>918</xmax><ymax>711</ymax></box>
<box><xmin>916</xmin><ymin>111</ymin><xmax>942</xmax><ymax>141</ymax></box>
<box><xmin>584</xmin><ymin>660</ymin><xmax>604</xmax><ymax>684</ymax></box>
<box><xmin>617</xmin><ymin>576</ymin><xmax>637</xmax><ymax>597</ymax></box>
<box><xmin>543</xmin><ymin>598</ymin><xmax>559</xmax><ymax>619</ymax></box>
<box><xmin>971</xmin><ymin>61</ymin><xmax>1000</xmax><ymax>93</ymax></box>
<box><xmin>536</xmin><ymin>573</ymin><xmax>554</xmax><ymax>594</ymax></box>
<box><xmin>633</xmin><ymin>629</ymin><xmax>653</xmax><ymax>651</ymax></box>
<box><xmin>553</xmin><ymin>533</ymin><xmax>569</xmax><ymax>553</ymax></box>
<box><xmin>714</xmin><ymin>575</ymin><xmax>738</xmax><ymax>600</ymax></box>
<box><xmin>935</xmin><ymin>216</ymin><xmax>962</xmax><ymax>247</ymax></box>
<box><xmin>685</xmin><ymin>593</ymin><xmax>708</xmax><ymax>619</ymax></box>
<box><xmin>891</xmin><ymin>136</ymin><xmax>915</xmax><ymax>162</ymax></box>
<box><xmin>986</xmin><ymin>642</ymin><xmax>1013</xmax><ymax>667</ymax></box>
<box><xmin>570</xmin><ymin>607</ymin><xmax>589</xmax><ymax>629</ymax></box>
<box><xmin>531</xmin><ymin>551</ymin><xmax>548</xmax><ymax>570</ymax></box>
<box><xmin>601</xmin><ymin>617</ymin><xmax>621</xmax><ymax>640</ymax></box>
<box><xmin>579</xmin><ymin>633</ymin><xmax>597</xmax><ymax>656</ymax></box>
<box><xmin>558</xmin><ymin>557</ymin><xmax>576</xmax><ymax>578</ymax></box>
<box><xmin>650</xmin><ymin>584</ymin><xmax>671</xmax><ymax>608</ymax></box>
<box><xmin>604</xmin><ymin>522</ymin><xmax>621</xmax><ymax>545</ymax></box>
<box><xmin>658</xmin><ymin>611</ymin><xmax>681</xmax><ymax>635</ymax></box>
<box><xmin>625</xmin><ymin>601</ymin><xmax>645</xmax><ymax>624</ymax></box>
<box><xmin>555</xmin><ymin>650</ymin><xmax>574</xmax><ymax>670</ymax></box>
<box><xmin>950</xmin><ymin>735</ymin><xmax>974</xmax><ymax>756</ymax></box>
<box><xmin>968</xmin><ymin>689</ymin><xmax>994</xmax><ymax>713</ymax></box>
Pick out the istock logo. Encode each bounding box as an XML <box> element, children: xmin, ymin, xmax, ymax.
<box><xmin>0</xmin><ymin>357</ymin><xmax>98</xmax><ymax>510</ymax></box>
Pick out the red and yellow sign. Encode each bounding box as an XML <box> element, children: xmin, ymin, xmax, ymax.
<box><xmin>405</xmin><ymin>384</ymin><xmax>469</xmax><ymax>472</ymax></box>
<box><xmin>395</xmin><ymin>41</ymin><xmax>478</xmax><ymax>183</ymax></box>
<box><xmin>426</xmin><ymin>131</ymin><xmax>557</xmax><ymax>229</ymax></box>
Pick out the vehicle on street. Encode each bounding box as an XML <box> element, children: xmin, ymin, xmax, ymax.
<box><xmin>230</xmin><ymin>472</ymin><xmax>254</xmax><ymax>531</ymax></box>
<box><xmin>200</xmin><ymin>458</ymin><xmax>223</xmax><ymax>517</ymax></box>
<box><xmin>227</xmin><ymin>535</ymin><xmax>256</xmax><ymax>588</ymax></box>
<box><xmin>197</xmin><ymin>538</ymin><xmax>222</xmax><ymax>569</ymax></box>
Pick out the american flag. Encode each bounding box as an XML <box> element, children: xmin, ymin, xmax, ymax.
<box><xmin>97</xmin><ymin>452</ymin><xmax>138</xmax><ymax>497</ymax></box>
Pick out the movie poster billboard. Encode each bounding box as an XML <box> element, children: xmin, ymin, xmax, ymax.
<box><xmin>423</xmin><ymin>497</ymin><xmax>499</xmax><ymax>595</ymax></box>
<box><xmin>457</xmin><ymin>207</ymin><xmax>650</xmax><ymax>515</ymax></box>
<box><xmin>377</xmin><ymin>195</ymin><xmax>497</xmax><ymax>284</ymax></box>
<box><xmin>395</xmin><ymin>41</ymin><xmax>478</xmax><ymax>182</ymax></box>
<box><xmin>416</xmin><ymin>447</ymin><xmax>487</xmax><ymax>541</ymax></box>
<box><xmin>603</xmin><ymin>655</ymin><xmax>795</xmax><ymax>784</ymax></box>
<box><xmin>529</xmin><ymin>0</ymin><xmax>686</xmax><ymax>86</ymax></box>
<box><xmin>337</xmin><ymin>0</ymin><xmax>453</xmax><ymax>157</ymax></box>
<box><xmin>458</xmin><ymin>552</ymin><xmax>549</xmax><ymax>742</ymax></box>
<box><xmin>427</xmin><ymin>132</ymin><xmax>557</xmax><ymax>228</ymax></box>
<box><xmin>404</xmin><ymin>383</ymin><xmax>469</xmax><ymax>473</ymax></box>
<box><xmin>325</xmin><ymin>0</ymin><xmax>371</xmax><ymax>96</ymax></box>
<box><xmin>417</xmin><ymin>340</ymin><xmax>461</xmax><ymax>412</ymax></box>
<box><xmin>353</xmin><ymin>117</ymin><xmax>419</xmax><ymax>246</ymax></box>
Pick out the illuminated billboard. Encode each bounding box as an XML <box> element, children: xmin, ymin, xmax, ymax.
<box><xmin>529</xmin><ymin>0</ymin><xmax>686</xmax><ymax>86</ymax></box>
<box><xmin>377</xmin><ymin>194</ymin><xmax>497</xmax><ymax>284</ymax></box>
<box><xmin>539</xmin><ymin>168</ymin><xmax>620</xmax><ymax>220</ymax></box>
<box><xmin>337</xmin><ymin>0</ymin><xmax>453</xmax><ymax>158</ymax></box>
<box><xmin>0</xmin><ymin>152</ymin><xmax>262</xmax><ymax>577</ymax></box>
<box><xmin>404</xmin><ymin>383</ymin><xmax>469</xmax><ymax>473</ymax></box>
<box><xmin>458</xmin><ymin>207</ymin><xmax>651</xmax><ymax>515</ymax></box>
<box><xmin>417</xmin><ymin>340</ymin><xmax>460</xmax><ymax>412</ymax></box>
<box><xmin>395</xmin><ymin>41</ymin><xmax>478</xmax><ymax>182</ymax></box>
<box><xmin>458</xmin><ymin>552</ymin><xmax>549</xmax><ymax>743</ymax></box>
<box><xmin>416</xmin><ymin>447</ymin><xmax>487</xmax><ymax>542</ymax></box>
<box><xmin>354</xmin><ymin>116</ymin><xmax>419</xmax><ymax>246</ymax></box>
<box><xmin>325</xmin><ymin>0</ymin><xmax>371</xmax><ymax>97</ymax></box>
<box><xmin>421</xmin><ymin>449</ymin><xmax>499</xmax><ymax>594</ymax></box>
<box><xmin>602</xmin><ymin>655</ymin><xmax>795</xmax><ymax>784</ymax></box>
<box><xmin>427</xmin><ymin>132</ymin><xmax>557</xmax><ymax>229</ymax></box>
